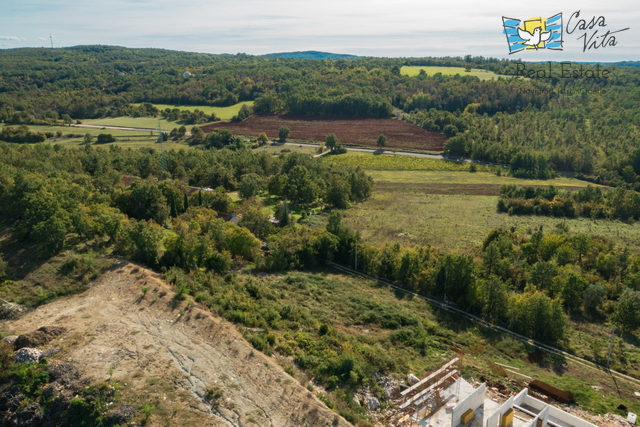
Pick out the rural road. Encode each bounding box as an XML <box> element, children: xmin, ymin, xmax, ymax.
<box><xmin>328</xmin><ymin>262</ymin><xmax>640</xmax><ymax>390</ymax></box>
<box><xmin>69</xmin><ymin>123</ymin><xmax>580</xmax><ymax>176</ymax></box>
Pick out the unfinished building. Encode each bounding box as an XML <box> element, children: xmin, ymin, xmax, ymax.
<box><xmin>393</xmin><ymin>358</ymin><xmax>598</xmax><ymax>427</ymax></box>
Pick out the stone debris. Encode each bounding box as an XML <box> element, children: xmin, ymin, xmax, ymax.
<box><xmin>364</xmin><ymin>395</ymin><xmax>380</xmax><ymax>411</ymax></box>
<box><xmin>14</xmin><ymin>348</ymin><xmax>43</xmax><ymax>363</ymax></box>
<box><xmin>0</xmin><ymin>300</ymin><xmax>26</xmax><ymax>320</ymax></box>
<box><xmin>407</xmin><ymin>373</ymin><xmax>420</xmax><ymax>385</ymax></box>
<box><xmin>107</xmin><ymin>403</ymin><xmax>138</xmax><ymax>425</ymax></box>
<box><xmin>1</xmin><ymin>335</ymin><xmax>18</xmax><ymax>346</ymax></box>
<box><xmin>375</xmin><ymin>373</ymin><xmax>400</xmax><ymax>399</ymax></box>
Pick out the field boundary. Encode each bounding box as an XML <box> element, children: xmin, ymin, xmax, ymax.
<box><xmin>328</xmin><ymin>262</ymin><xmax>640</xmax><ymax>389</ymax></box>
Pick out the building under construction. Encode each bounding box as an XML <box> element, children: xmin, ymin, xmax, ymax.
<box><xmin>392</xmin><ymin>358</ymin><xmax>598</xmax><ymax>427</ymax></box>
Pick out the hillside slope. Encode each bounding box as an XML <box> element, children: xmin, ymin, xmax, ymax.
<box><xmin>1</xmin><ymin>259</ymin><xmax>349</xmax><ymax>427</ymax></box>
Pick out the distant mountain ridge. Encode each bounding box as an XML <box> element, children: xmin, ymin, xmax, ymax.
<box><xmin>263</xmin><ymin>51</ymin><xmax>359</xmax><ymax>60</ymax></box>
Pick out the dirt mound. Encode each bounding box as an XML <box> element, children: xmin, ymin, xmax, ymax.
<box><xmin>14</xmin><ymin>326</ymin><xmax>66</xmax><ymax>350</ymax></box>
<box><xmin>1</xmin><ymin>259</ymin><xmax>350</xmax><ymax>427</ymax></box>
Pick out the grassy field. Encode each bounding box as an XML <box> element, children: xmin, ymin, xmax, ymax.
<box><xmin>322</xmin><ymin>152</ymin><xmax>493</xmax><ymax>171</ymax></box>
<box><xmin>367</xmin><ymin>170</ymin><xmax>600</xmax><ymax>188</ymax></box>
<box><xmin>342</xmin><ymin>171</ymin><xmax>634</xmax><ymax>253</ymax></box>
<box><xmin>81</xmin><ymin>116</ymin><xmax>180</xmax><ymax>129</ymax></box>
<box><xmin>252</xmin><ymin>143</ymin><xmax>320</xmax><ymax>156</ymax></box>
<box><xmin>3</xmin><ymin>124</ymin><xmax>192</xmax><ymax>150</ymax></box>
<box><xmin>77</xmin><ymin>101</ymin><xmax>255</xmax><ymax>129</ymax></box>
<box><xmin>401</xmin><ymin>66</ymin><xmax>505</xmax><ymax>80</ymax></box>
<box><xmin>132</xmin><ymin>101</ymin><xmax>254</xmax><ymax>121</ymax></box>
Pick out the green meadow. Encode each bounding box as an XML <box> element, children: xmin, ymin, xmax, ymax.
<box><xmin>132</xmin><ymin>101</ymin><xmax>254</xmax><ymax>120</ymax></box>
<box><xmin>401</xmin><ymin>66</ymin><xmax>504</xmax><ymax>80</ymax></box>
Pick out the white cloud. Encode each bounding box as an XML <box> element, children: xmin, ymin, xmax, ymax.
<box><xmin>0</xmin><ymin>36</ymin><xmax>21</xmax><ymax>41</ymax></box>
<box><xmin>36</xmin><ymin>37</ymin><xmax>48</xmax><ymax>41</ymax></box>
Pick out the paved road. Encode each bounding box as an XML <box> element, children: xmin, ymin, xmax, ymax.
<box><xmin>69</xmin><ymin>123</ymin><xmax>192</xmax><ymax>136</ymax></box>
<box><xmin>329</xmin><ymin>262</ymin><xmax>640</xmax><ymax>389</ymax></box>
<box><xmin>69</xmin><ymin>124</ymin><xmax>580</xmax><ymax>176</ymax></box>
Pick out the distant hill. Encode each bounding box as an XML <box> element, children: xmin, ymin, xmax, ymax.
<box><xmin>263</xmin><ymin>51</ymin><xmax>358</xmax><ymax>60</ymax></box>
<box><xmin>611</xmin><ymin>61</ymin><xmax>640</xmax><ymax>67</ymax></box>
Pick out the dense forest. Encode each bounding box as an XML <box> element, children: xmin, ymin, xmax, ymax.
<box><xmin>2</xmin><ymin>46</ymin><xmax>640</xmax><ymax>184</ymax></box>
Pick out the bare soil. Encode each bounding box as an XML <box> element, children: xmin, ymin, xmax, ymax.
<box><xmin>201</xmin><ymin>114</ymin><xmax>447</xmax><ymax>151</ymax></box>
<box><xmin>1</xmin><ymin>259</ymin><xmax>349</xmax><ymax>427</ymax></box>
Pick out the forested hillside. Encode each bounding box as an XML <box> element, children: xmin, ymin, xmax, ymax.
<box><xmin>2</xmin><ymin>46</ymin><xmax>640</xmax><ymax>184</ymax></box>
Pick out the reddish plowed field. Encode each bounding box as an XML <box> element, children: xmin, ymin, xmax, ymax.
<box><xmin>200</xmin><ymin>114</ymin><xmax>447</xmax><ymax>151</ymax></box>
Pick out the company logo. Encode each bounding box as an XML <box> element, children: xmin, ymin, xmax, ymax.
<box><xmin>502</xmin><ymin>14</ymin><xmax>564</xmax><ymax>54</ymax></box>
<box><xmin>502</xmin><ymin>11</ymin><xmax>629</xmax><ymax>54</ymax></box>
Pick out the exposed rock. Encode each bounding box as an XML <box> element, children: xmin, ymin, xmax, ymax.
<box><xmin>0</xmin><ymin>301</ymin><xmax>26</xmax><ymax>320</ymax></box>
<box><xmin>107</xmin><ymin>404</ymin><xmax>138</xmax><ymax>425</ymax></box>
<box><xmin>14</xmin><ymin>347</ymin><xmax>43</xmax><ymax>363</ymax></box>
<box><xmin>407</xmin><ymin>373</ymin><xmax>420</xmax><ymax>385</ymax></box>
<box><xmin>10</xmin><ymin>402</ymin><xmax>43</xmax><ymax>427</ymax></box>
<box><xmin>2</xmin><ymin>335</ymin><xmax>19</xmax><ymax>346</ymax></box>
<box><xmin>364</xmin><ymin>395</ymin><xmax>380</xmax><ymax>411</ymax></box>
<box><xmin>41</xmin><ymin>347</ymin><xmax>61</xmax><ymax>359</ymax></box>
<box><xmin>353</xmin><ymin>394</ymin><xmax>361</xmax><ymax>406</ymax></box>
<box><xmin>14</xmin><ymin>326</ymin><xmax>67</xmax><ymax>350</ymax></box>
<box><xmin>47</xmin><ymin>363</ymin><xmax>81</xmax><ymax>382</ymax></box>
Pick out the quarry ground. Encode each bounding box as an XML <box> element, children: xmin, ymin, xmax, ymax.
<box><xmin>1</xmin><ymin>259</ymin><xmax>348</xmax><ymax>427</ymax></box>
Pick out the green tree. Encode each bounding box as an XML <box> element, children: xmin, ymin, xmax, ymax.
<box><xmin>313</xmin><ymin>231</ymin><xmax>339</xmax><ymax>263</ymax></box>
<box><xmin>611</xmin><ymin>289</ymin><xmax>640</xmax><ymax>333</ymax></box>
<box><xmin>285</xmin><ymin>165</ymin><xmax>317</xmax><ymax>205</ymax></box>
<box><xmin>559</xmin><ymin>271</ymin><xmax>589</xmax><ymax>312</ymax></box>
<box><xmin>83</xmin><ymin>133</ymin><xmax>94</xmax><ymax>144</ymax></box>
<box><xmin>476</xmin><ymin>275</ymin><xmax>509</xmax><ymax>322</ymax></box>
<box><xmin>238</xmin><ymin>174</ymin><xmax>262</xmax><ymax>200</ymax></box>
<box><xmin>239</xmin><ymin>207</ymin><xmax>274</xmax><ymax>240</ymax></box>
<box><xmin>127</xmin><ymin>220</ymin><xmax>163</xmax><ymax>267</ymax></box>
<box><xmin>529</xmin><ymin>261</ymin><xmax>558</xmax><ymax>295</ymax></box>
<box><xmin>226</xmin><ymin>225</ymin><xmax>260</xmax><ymax>260</ymax></box>
<box><xmin>510</xmin><ymin>291</ymin><xmax>566</xmax><ymax>342</ymax></box>
<box><xmin>205</xmin><ymin>251</ymin><xmax>232</xmax><ymax>273</ymax></box>
<box><xmin>31</xmin><ymin>214</ymin><xmax>69</xmax><ymax>256</ymax></box>
<box><xmin>257</xmin><ymin>132</ymin><xmax>269</xmax><ymax>145</ymax></box>
<box><xmin>96</xmin><ymin>134</ymin><xmax>115</xmax><ymax>144</ymax></box>
<box><xmin>583</xmin><ymin>283</ymin><xmax>606</xmax><ymax>316</ymax></box>
<box><xmin>376</xmin><ymin>134</ymin><xmax>387</xmax><ymax>148</ymax></box>
<box><xmin>433</xmin><ymin>254</ymin><xmax>475</xmax><ymax>308</ymax></box>
<box><xmin>278</xmin><ymin>126</ymin><xmax>290</xmax><ymax>142</ymax></box>
<box><xmin>326</xmin><ymin>175</ymin><xmax>350</xmax><ymax>208</ymax></box>
<box><xmin>325</xmin><ymin>133</ymin><xmax>339</xmax><ymax>152</ymax></box>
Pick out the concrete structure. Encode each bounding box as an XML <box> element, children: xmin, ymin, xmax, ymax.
<box><xmin>402</xmin><ymin>359</ymin><xmax>598</xmax><ymax>427</ymax></box>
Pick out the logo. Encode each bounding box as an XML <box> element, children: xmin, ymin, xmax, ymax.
<box><xmin>502</xmin><ymin>14</ymin><xmax>564</xmax><ymax>54</ymax></box>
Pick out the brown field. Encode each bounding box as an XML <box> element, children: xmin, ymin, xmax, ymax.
<box><xmin>200</xmin><ymin>114</ymin><xmax>447</xmax><ymax>151</ymax></box>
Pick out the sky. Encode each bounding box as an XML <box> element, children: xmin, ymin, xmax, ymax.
<box><xmin>1</xmin><ymin>0</ymin><xmax>638</xmax><ymax>61</ymax></box>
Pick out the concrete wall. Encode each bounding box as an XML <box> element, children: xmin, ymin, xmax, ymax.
<box><xmin>522</xmin><ymin>393</ymin><xmax>597</xmax><ymax>427</ymax></box>
<box><xmin>452</xmin><ymin>384</ymin><xmax>486</xmax><ymax>426</ymax></box>
<box><xmin>548</xmin><ymin>405</ymin><xmax>597</xmax><ymax>427</ymax></box>
<box><xmin>485</xmin><ymin>395</ymin><xmax>514</xmax><ymax>427</ymax></box>
<box><xmin>522</xmin><ymin>394</ymin><xmax>548</xmax><ymax>412</ymax></box>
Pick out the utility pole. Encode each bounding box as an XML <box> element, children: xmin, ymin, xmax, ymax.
<box><xmin>607</xmin><ymin>326</ymin><xmax>615</xmax><ymax>370</ymax></box>
<box><xmin>354</xmin><ymin>239</ymin><xmax>358</xmax><ymax>271</ymax></box>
